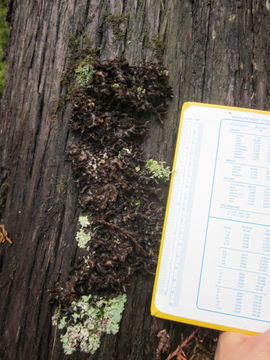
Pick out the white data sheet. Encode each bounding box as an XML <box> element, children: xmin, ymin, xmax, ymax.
<box><xmin>152</xmin><ymin>103</ymin><xmax>270</xmax><ymax>333</ymax></box>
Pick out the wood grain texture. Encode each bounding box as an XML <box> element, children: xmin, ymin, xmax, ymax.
<box><xmin>1</xmin><ymin>0</ymin><xmax>270</xmax><ymax>359</ymax></box>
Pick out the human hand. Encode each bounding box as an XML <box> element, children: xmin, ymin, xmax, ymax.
<box><xmin>214</xmin><ymin>329</ymin><xmax>270</xmax><ymax>360</ymax></box>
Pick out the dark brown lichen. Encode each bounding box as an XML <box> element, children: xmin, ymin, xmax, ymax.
<box><xmin>50</xmin><ymin>58</ymin><xmax>172</xmax><ymax>306</ymax></box>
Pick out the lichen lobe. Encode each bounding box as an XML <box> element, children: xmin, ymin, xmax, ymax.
<box><xmin>52</xmin><ymin>294</ymin><xmax>127</xmax><ymax>355</ymax></box>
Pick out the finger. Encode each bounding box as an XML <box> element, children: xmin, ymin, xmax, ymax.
<box><xmin>256</xmin><ymin>328</ymin><xmax>270</xmax><ymax>346</ymax></box>
<box><xmin>219</xmin><ymin>331</ymin><xmax>249</xmax><ymax>343</ymax></box>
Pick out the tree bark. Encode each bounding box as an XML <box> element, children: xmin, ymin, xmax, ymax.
<box><xmin>1</xmin><ymin>0</ymin><xmax>270</xmax><ymax>359</ymax></box>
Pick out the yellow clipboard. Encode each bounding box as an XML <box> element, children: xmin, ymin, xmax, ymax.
<box><xmin>151</xmin><ymin>102</ymin><xmax>270</xmax><ymax>335</ymax></box>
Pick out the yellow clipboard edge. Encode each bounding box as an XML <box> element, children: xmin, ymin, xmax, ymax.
<box><xmin>177</xmin><ymin>101</ymin><xmax>270</xmax><ymax>116</ymax></box>
<box><xmin>150</xmin><ymin>102</ymin><xmax>194</xmax><ymax>326</ymax></box>
<box><xmin>151</xmin><ymin>304</ymin><xmax>258</xmax><ymax>336</ymax></box>
<box><xmin>151</xmin><ymin>101</ymin><xmax>270</xmax><ymax>335</ymax></box>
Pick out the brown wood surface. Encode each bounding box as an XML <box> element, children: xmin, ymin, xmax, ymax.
<box><xmin>1</xmin><ymin>0</ymin><xmax>270</xmax><ymax>359</ymax></box>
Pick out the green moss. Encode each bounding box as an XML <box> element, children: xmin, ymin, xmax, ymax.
<box><xmin>68</xmin><ymin>35</ymin><xmax>80</xmax><ymax>56</ymax></box>
<box><xmin>57</xmin><ymin>175</ymin><xmax>68</xmax><ymax>194</ymax></box>
<box><xmin>0</xmin><ymin>182</ymin><xmax>9</xmax><ymax>198</ymax></box>
<box><xmin>0</xmin><ymin>0</ymin><xmax>9</xmax><ymax>96</ymax></box>
<box><xmin>145</xmin><ymin>159</ymin><xmax>171</xmax><ymax>182</ymax></box>
<box><xmin>8</xmin><ymin>256</ymin><xmax>16</xmax><ymax>280</ymax></box>
<box><xmin>104</xmin><ymin>13</ymin><xmax>129</xmax><ymax>40</ymax></box>
<box><xmin>52</xmin><ymin>293</ymin><xmax>127</xmax><ymax>355</ymax></box>
<box><xmin>52</xmin><ymin>95</ymin><xmax>66</xmax><ymax>112</ymax></box>
<box><xmin>150</xmin><ymin>37</ymin><xmax>165</xmax><ymax>60</ymax></box>
<box><xmin>61</xmin><ymin>36</ymin><xmax>99</xmax><ymax>86</ymax></box>
<box><xmin>50</xmin><ymin>114</ymin><xmax>57</xmax><ymax>123</ymax></box>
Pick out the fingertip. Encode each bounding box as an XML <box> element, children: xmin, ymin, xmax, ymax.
<box><xmin>259</xmin><ymin>328</ymin><xmax>270</xmax><ymax>341</ymax></box>
<box><xmin>218</xmin><ymin>331</ymin><xmax>249</xmax><ymax>343</ymax></box>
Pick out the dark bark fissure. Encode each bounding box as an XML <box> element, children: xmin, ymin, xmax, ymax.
<box><xmin>201</xmin><ymin>2</ymin><xmax>212</xmax><ymax>102</ymax></box>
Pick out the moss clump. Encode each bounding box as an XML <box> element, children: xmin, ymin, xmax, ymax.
<box><xmin>145</xmin><ymin>159</ymin><xmax>171</xmax><ymax>183</ymax></box>
<box><xmin>104</xmin><ymin>13</ymin><xmax>129</xmax><ymax>40</ymax></box>
<box><xmin>61</xmin><ymin>36</ymin><xmax>99</xmax><ymax>86</ymax></box>
<box><xmin>151</xmin><ymin>37</ymin><xmax>165</xmax><ymax>60</ymax></box>
<box><xmin>0</xmin><ymin>0</ymin><xmax>9</xmax><ymax>96</ymax></box>
<box><xmin>57</xmin><ymin>175</ymin><xmax>68</xmax><ymax>194</ymax></box>
<box><xmin>52</xmin><ymin>294</ymin><xmax>127</xmax><ymax>355</ymax></box>
<box><xmin>0</xmin><ymin>181</ymin><xmax>9</xmax><ymax>215</ymax></box>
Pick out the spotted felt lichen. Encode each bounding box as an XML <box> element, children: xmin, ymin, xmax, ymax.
<box><xmin>52</xmin><ymin>294</ymin><xmax>127</xmax><ymax>355</ymax></box>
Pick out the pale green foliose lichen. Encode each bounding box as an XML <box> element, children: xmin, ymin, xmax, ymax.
<box><xmin>79</xmin><ymin>215</ymin><xmax>90</xmax><ymax>228</ymax></box>
<box><xmin>117</xmin><ymin>146</ymin><xmax>132</xmax><ymax>158</ymax></box>
<box><xmin>145</xmin><ymin>159</ymin><xmax>171</xmax><ymax>182</ymax></box>
<box><xmin>52</xmin><ymin>294</ymin><xmax>127</xmax><ymax>355</ymax></box>
<box><xmin>136</xmin><ymin>86</ymin><xmax>146</xmax><ymax>95</ymax></box>
<box><xmin>76</xmin><ymin>216</ymin><xmax>91</xmax><ymax>248</ymax></box>
<box><xmin>75</xmin><ymin>60</ymin><xmax>95</xmax><ymax>87</ymax></box>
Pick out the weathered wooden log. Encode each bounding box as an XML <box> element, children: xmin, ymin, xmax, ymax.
<box><xmin>1</xmin><ymin>0</ymin><xmax>270</xmax><ymax>359</ymax></box>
